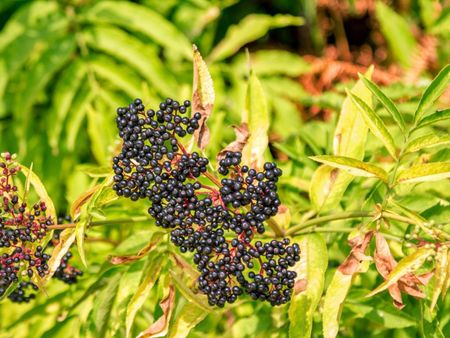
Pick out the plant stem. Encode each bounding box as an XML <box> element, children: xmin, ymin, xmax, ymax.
<box><xmin>267</xmin><ymin>218</ymin><xmax>285</xmax><ymax>237</ymax></box>
<box><xmin>286</xmin><ymin>211</ymin><xmax>372</xmax><ymax>236</ymax></box>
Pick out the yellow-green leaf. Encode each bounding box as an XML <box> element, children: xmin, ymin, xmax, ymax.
<box><xmin>431</xmin><ymin>246</ymin><xmax>448</xmax><ymax>311</ymax></box>
<box><xmin>310</xmin><ymin>155</ymin><xmax>388</xmax><ymax>182</ymax></box>
<box><xmin>414</xmin><ymin>64</ymin><xmax>450</xmax><ymax>123</ymax></box>
<box><xmin>417</xmin><ymin>108</ymin><xmax>450</xmax><ymax>129</ymax></box>
<box><xmin>359</xmin><ymin>74</ymin><xmax>406</xmax><ymax>133</ymax></box>
<box><xmin>367</xmin><ymin>248</ymin><xmax>434</xmax><ymax>297</ymax></box>
<box><xmin>323</xmin><ymin>270</ymin><xmax>353</xmax><ymax>338</ymax></box>
<box><xmin>242</xmin><ymin>70</ymin><xmax>269</xmax><ymax>169</ymax></box>
<box><xmin>43</xmin><ymin>229</ymin><xmax>77</xmax><ymax>283</ymax></box>
<box><xmin>289</xmin><ymin>234</ymin><xmax>328</xmax><ymax>338</ymax></box>
<box><xmin>168</xmin><ymin>302</ymin><xmax>209</xmax><ymax>338</ymax></box>
<box><xmin>405</xmin><ymin>134</ymin><xmax>450</xmax><ymax>153</ymax></box>
<box><xmin>349</xmin><ymin>91</ymin><xmax>398</xmax><ymax>159</ymax></box>
<box><xmin>192</xmin><ymin>45</ymin><xmax>215</xmax><ymax>150</ymax></box>
<box><xmin>19</xmin><ymin>164</ymin><xmax>56</xmax><ymax>221</ymax></box>
<box><xmin>126</xmin><ymin>252</ymin><xmax>163</xmax><ymax>338</ymax></box>
<box><xmin>396</xmin><ymin>162</ymin><xmax>450</xmax><ymax>184</ymax></box>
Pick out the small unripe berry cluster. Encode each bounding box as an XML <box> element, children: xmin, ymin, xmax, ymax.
<box><xmin>112</xmin><ymin>99</ymin><xmax>300</xmax><ymax>307</ymax></box>
<box><xmin>0</xmin><ymin>153</ymin><xmax>52</xmax><ymax>299</ymax></box>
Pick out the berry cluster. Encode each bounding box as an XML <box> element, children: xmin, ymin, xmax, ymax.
<box><xmin>0</xmin><ymin>153</ymin><xmax>52</xmax><ymax>300</ymax></box>
<box><xmin>112</xmin><ymin>98</ymin><xmax>300</xmax><ymax>307</ymax></box>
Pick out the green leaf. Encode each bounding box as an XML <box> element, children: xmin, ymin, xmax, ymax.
<box><xmin>75</xmin><ymin>218</ymin><xmax>89</xmax><ymax>268</ymax></box>
<box><xmin>83</xmin><ymin>26</ymin><xmax>176</xmax><ymax>97</ymax></box>
<box><xmin>322</xmin><ymin>270</ymin><xmax>353</xmax><ymax>338</ymax></box>
<box><xmin>310</xmin><ymin>155</ymin><xmax>388</xmax><ymax>182</ymax></box>
<box><xmin>19</xmin><ymin>164</ymin><xmax>56</xmax><ymax>220</ymax></box>
<box><xmin>49</xmin><ymin>60</ymin><xmax>86</xmax><ymax>153</ymax></box>
<box><xmin>431</xmin><ymin>246</ymin><xmax>448</xmax><ymax>311</ymax></box>
<box><xmin>242</xmin><ymin>70</ymin><xmax>269</xmax><ymax>169</ymax></box>
<box><xmin>358</xmin><ymin>74</ymin><xmax>406</xmax><ymax>133</ymax></box>
<box><xmin>367</xmin><ymin>247</ymin><xmax>434</xmax><ymax>297</ymax></box>
<box><xmin>289</xmin><ymin>234</ymin><xmax>328</xmax><ymax>338</ymax></box>
<box><xmin>209</xmin><ymin>14</ymin><xmax>304</xmax><ymax>62</ymax></box>
<box><xmin>93</xmin><ymin>273</ymin><xmax>122</xmax><ymax>338</ymax></box>
<box><xmin>396</xmin><ymin>162</ymin><xmax>450</xmax><ymax>184</ymax></box>
<box><xmin>126</xmin><ymin>251</ymin><xmax>163</xmax><ymax>338</ymax></box>
<box><xmin>430</xmin><ymin>9</ymin><xmax>450</xmax><ymax>35</ymax></box>
<box><xmin>310</xmin><ymin>68</ymin><xmax>372</xmax><ymax>211</ymax></box>
<box><xmin>89</xmin><ymin>55</ymin><xmax>142</xmax><ymax>98</ymax></box>
<box><xmin>417</xmin><ymin>108</ymin><xmax>450</xmax><ymax>128</ymax></box>
<box><xmin>405</xmin><ymin>134</ymin><xmax>450</xmax><ymax>153</ymax></box>
<box><xmin>414</xmin><ymin>65</ymin><xmax>450</xmax><ymax>123</ymax></box>
<box><xmin>83</xmin><ymin>1</ymin><xmax>192</xmax><ymax>59</ymax></box>
<box><xmin>375</xmin><ymin>2</ymin><xmax>417</xmax><ymax>68</ymax></box>
<box><xmin>191</xmin><ymin>45</ymin><xmax>215</xmax><ymax>150</ymax></box>
<box><xmin>170</xmin><ymin>270</ymin><xmax>210</xmax><ymax>311</ymax></box>
<box><xmin>168</xmin><ymin>302</ymin><xmax>208</xmax><ymax>338</ymax></box>
<box><xmin>349</xmin><ymin>91</ymin><xmax>398</xmax><ymax>159</ymax></box>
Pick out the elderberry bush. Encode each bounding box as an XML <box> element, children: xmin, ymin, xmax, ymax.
<box><xmin>112</xmin><ymin>98</ymin><xmax>300</xmax><ymax>307</ymax></box>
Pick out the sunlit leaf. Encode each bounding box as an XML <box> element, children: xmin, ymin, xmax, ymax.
<box><xmin>170</xmin><ymin>270</ymin><xmax>210</xmax><ymax>311</ymax></box>
<box><xmin>83</xmin><ymin>1</ymin><xmax>192</xmax><ymax>59</ymax></box>
<box><xmin>396</xmin><ymin>162</ymin><xmax>450</xmax><ymax>184</ymax></box>
<box><xmin>417</xmin><ymin>108</ymin><xmax>450</xmax><ymax>129</ymax></box>
<box><xmin>242</xmin><ymin>70</ymin><xmax>269</xmax><ymax>169</ymax></box>
<box><xmin>322</xmin><ymin>270</ymin><xmax>353</xmax><ymax>338</ymax></box>
<box><xmin>43</xmin><ymin>229</ymin><xmax>77</xmax><ymax>283</ymax></box>
<box><xmin>367</xmin><ymin>248</ymin><xmax>434</xmax><ymax>297</ymax></box>
<box><xmin>168</xmin><ymin>302</ymin><xmax>208</xmax><ymax>338</ymax></box>
<box><xmin>126</xmin><ymin>251</ymin><xmax>164</xmax><ymax>338</ymax></box>
<box><xmin>349</xmin><ymin>91</ymin><xmax>398</xmax><ymax>159</ymax></box>
<box><xmin>192</xmin><ymin>45</ymin><xmax>215</xmax><ymax>150</ymax></box>
<box><xmin>405</xmin><ymin>134</ymin><xmax>450</xmax><ymax>153</ymax></box>
<box><xmin>414</xmin><ymin>64</ymin><xmax>450</xmax><ymax>123</ymax></box>
<box><xmin>209</xmin><ymin>14</ymin><xmax>304</xmax><ymax>62</ymax></box>
<box><xmin>289</xmin><ymin>234</ymin><xmax>328</xmax><ymax>338</ymax></box>
<box><xmin>310</xmin><ymin>155</ymin><xmax>388</xmax><ymax>182</ymax></box>
<box><xmin>431</xmin><ymin>246</ymin><xmax>448</xmax><ymax>311</ymax></box>
<box><xmin>358</xmin><ymin>74</ymin><xmax>406</xmax><ymax>133</ymax></box>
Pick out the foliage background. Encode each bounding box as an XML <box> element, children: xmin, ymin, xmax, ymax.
<box><xmin>0</xmin><ymin>0</ymin><xmax>449</xmax><ymax>337</ymax></box>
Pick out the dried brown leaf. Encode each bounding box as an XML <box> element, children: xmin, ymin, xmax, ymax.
<box><xmin>338</xmin><ymin>231</ymin><xmax>373</xmax><ymax>275</ymax></box>
<box><xmin>216</xmin><ymin>123</ymin><xmax>249</xmax><ymax>162</ymax></box>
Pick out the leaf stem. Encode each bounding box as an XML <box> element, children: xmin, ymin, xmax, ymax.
<box><xmin>48</xmin><ymin>216</ymin><xmax>152</xmax><ymax>230</ymax></box>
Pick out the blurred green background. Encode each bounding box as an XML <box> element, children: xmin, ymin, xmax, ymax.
<box><xmin>0</xmin><ymin>1</ymin><xmax>449</xmax><ymax>337</ymax></box>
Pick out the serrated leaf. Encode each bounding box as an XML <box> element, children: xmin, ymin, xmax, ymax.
<box><xmin>75</xmin><ymin>217</ymin><xmax>88</xmax><ymax>268</ymax></box>
<box><xmin>414</xmin><ymin>65</ymin><xmax>450</xmax><ymax>123</ymax></box>
<box><xmin>396</xmin><ymin>162</ymin><xmax>450</xmax><ymax>184</ymax></box>
<box><xmin>242</xmin><ymin>70</ymin><xmax>269</xmax><ymax>169</ymax></box>
<box><xmin>405</xmin><ymin>134</ymin><xmax>450</xmax><ymax>153</ymax></box>
<box><xmin>83</xmin><ymin>1</ymin><xmax>192</xmax><ymax>59</ymax></box>
<box><xmin>49</xmin><ymin>59</ymin><xmax>86</xmax><ymax>152</ymax></box>
<box><xmin>367</xmin><ymin>248</ymin><xmax>434</xmax><ymax>297</ymax></box>
<box><xmin>192</xmin><ymin>45</ymin><xmax>215</xmax><ymax>150</ymax></box>
<box><xmin>349</xmin><ymin>91</ymin><xmax>398</xmax><ymax>159</ymax></box>
<box><xmin>431</xmin><ymin>247</ymin><xmax>448</xmax><ymax>310</ymax></box>
<box><xmin>359</xmin><ymin>74</ymin><xmax>406</xmax><ymax>133</ymax></box>
<box><xmin>375</xmin><ymin>2</ymin><xmax>417</xmax><ymax>68</ymax></box>
<box><xmin>417</xmin><ymin>108</ymin><xmax>450</xmax><ymax>128</ymax></box>
<box><xmin>168</xmin><ymin>302</ymin><xmax>208</xmax><ymax>338</ymax></box>
<box><xmin>19</xmin><ymin>164</ymin><xmax>56</xmax><ymax>220</ymax></box>
<box><xmin>126</xmin><ymin>251</ymin><xmax>163</xmax><ymax>338</ymax></box>
<box><xmin>93</xmin><ymin>273</ymin><xmax>122</xmax><ymax>338</ymax></box>
<box><xmin>83</xmin><ymin>25</ymin><xmax>176</xmax><ymax>97</ymax></box>
<box><xmin>322</xmin><ymin>270</ymin><xmax>353</xmax><ymax>338</ymax></box>
<box><xmin>310</xmin><ymin>155</ymin><xmax>388</xmax><ymax>182</ymax></box>
<box><xmin>289</xmin><ymin>234</ymin><xmax>328</xmax><ymax>338</ymax></box>
<box><xmin>209</xmin><ymin>14</ymin><xmax>304</xmax><ymax>62</ymax></box>
<box><xmin>110</xmin><ymin>232</ymin><xmax>164</xmax><ymax>265</ymax></box>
